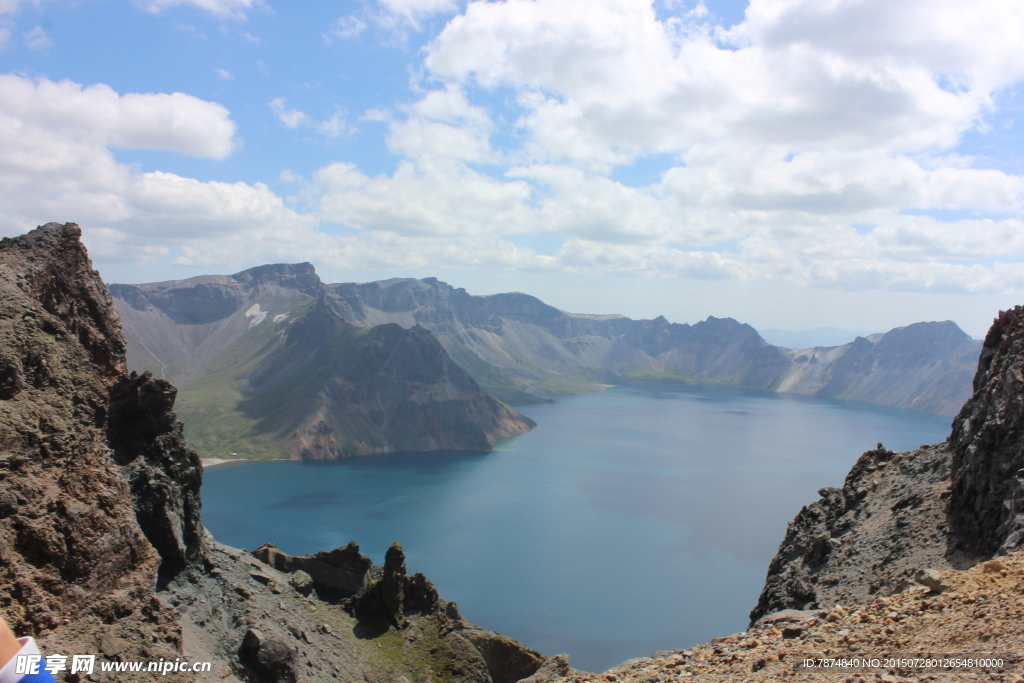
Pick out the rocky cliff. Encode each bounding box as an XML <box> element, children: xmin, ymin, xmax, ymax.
<box><xmin>0</xmin><ymin>224</ymin><xmax>545</xmax><ymax>682</ymax></box>
<box><xmin>0</xmin><ymin>223</ymin><xmax>202</xmax><ymax>663</ymax></box>
<box><xmin>947</xmin><ymin>307</ymin><xmax>1024</xmax><ymax>558</ymax></box>
<box><xmin>111</xmin><ymin>267</ymin><xmax>533</xmax><ymax>460</ymax></box>
<box><xmin>749</xmin><ymin>305</ymin><xmax>1024</xmax><ymax>625</ymax></box>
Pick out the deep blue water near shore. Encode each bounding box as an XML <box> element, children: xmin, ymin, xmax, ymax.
<box><xmin>202</xmin><ymin>384</ymin><xmax>950</xmax><ymax>673</ymax></box>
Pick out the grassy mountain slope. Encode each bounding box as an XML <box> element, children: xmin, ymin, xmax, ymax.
<box><xmin>174</xmin><ymin>294</ymin><xmax>534</xmax><ymax>460</ymax></box>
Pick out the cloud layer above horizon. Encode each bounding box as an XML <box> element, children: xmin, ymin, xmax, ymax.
<box><xmin>1</xmin><ymin>0</ymin><xmax>1024</xmax><ymax>301</ymax></box>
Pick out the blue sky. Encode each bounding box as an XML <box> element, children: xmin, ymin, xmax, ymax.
<box><xmin>2</xmin><ymin>0</ymin><xmax>1024</xmax><ymax>338</ymax></box>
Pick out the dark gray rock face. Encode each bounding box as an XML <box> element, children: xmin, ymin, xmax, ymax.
<box><xmin>246</xmin><ymin>296</ymin><xmax>535</xmax><ymax>458</ymax></box>
<box><xmin>349</xmin><ymin>542</ymin><xmax>437</xmax><ymax>628</ymax></box>
<box><xmin>776</xmin><ymin>322</ymin><xmax>982</xmax><ymax>414</ymax></box>
<box><xmin>115</xmin><ymin>266</ymin><xmax>981</xmax><ymax>416</ymax></box>
<box><xmin>749</xmin><ymin>442</ymin><xmax>960</xmax><ymax>623</ymax></box>
<box><xmin>111</xmin><ymin>269</ymin><xmax>535</xmax><ymax>460</ymax></box>
<box><xmin>108</xmin><ymin>370</ymin><xmax>204</xmax><ymax>587</ymax></box>
<box><xmin>240</xmin><ymin>628</ymin><xmax>298</xmax><ymax>683</ymax></box>
<box><xmin>948</xmin><ymin>306</ymin><xmax>1024</xmax><ymax>556</ymax></box>
<box><xmin>251</xmin><ymin>541</ymin><xmax>372</xmax><ymax>599</ymax></box>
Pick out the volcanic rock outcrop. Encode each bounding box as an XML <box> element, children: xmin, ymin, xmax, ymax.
<box><xmin>0</xmin><ymin>223</ymin><xmax>545</xmax><ymax>682</ymax></box>
<box><xmin>0</xmin><ymin>223</ymin><xmax>196</xmax><ymax>663</ymax></box>
<box><xmin>749</xmin><ymin>305</ymin><xmax>1024</xmax><ymax>625</ymax></box>
<box><xmin>947</xmin><ymin>306</ymin><xmax>1024</xmax><ymax>557</ymax></box>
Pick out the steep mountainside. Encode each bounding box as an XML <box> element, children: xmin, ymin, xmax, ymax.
<box><xmin>115</xmin><ymin>268</ymin><xmax>980</xmax><ymax>416</ymax></box>
<box><xmin>112</xmin><ymin>267</ymin><xmax>533</xmax><ymax>460</ymax></box>
<box><xmin>749</xmin><ymin>305</ymin><xmax>1024</xmax><ymax>625</ymax></box>
<box><xmin>0</xmin><ymin>223</ymin><xmax>545</xmax><ymax>682</ymax></box>
<box><xmin>776</xmin><ymin>321</ymin><xmax>981</xmax><ymax>414</ymax></box>
<box><xmin>0</xmin><ymin>223</ymin><xmax>193</xmax><ymax>658</ymax></box>
<box><xmin>329</xmin><ymin>276</ymin><xmax>979</xmax><ymax>414</ymax></box>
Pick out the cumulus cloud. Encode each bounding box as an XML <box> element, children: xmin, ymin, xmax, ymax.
<box><xmin>329</xmin><ymin>0</ymin><xmax>459</xmax><ymax>43</ymax></box>
<box><xmin>314</xmin><ymin>160</ymin><xmax>534</xmax><ymax>237</ymax></box>
<box><xmin>268</xmin><ymin>97</ymin><xmax>309</xmax><ymax>129</ymax></box>
<box><xmin>425</xmin><ymin>0</ymin><xmax>1024</xmax><ymax>166</ymax></box>
<box><xmin>0</xmin><ymin>74</ymin><xmax>237</xmax><ymax>158</ymax></box>
<box><xmin>0</xmin><ymin>74</ymin><xmax>268</xmax><ymax>265</ymax></box>
<box><xmin>385</xmin><ymin>87</ymin><xmax>495</xmax><ymax>162</ymax></box>
<box><xmin>378</xmin><ymin>0</ymin><xmax>457</xmax><ymax>24</ymax></box>
<box><xmin>304</xmin><ymin>0</ymin><xmax>1015</xmax><ymax>294</ymax></box>
<box><xmin>0</xmin><ymin>0</ymin><xmax>43</xmax><ymax>14</ymax></box>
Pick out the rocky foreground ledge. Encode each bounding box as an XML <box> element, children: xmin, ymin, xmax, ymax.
<box><xmin>529</xmin><ymin>555</ymin><xmax>1024</xmax><ymax>682</ymax></box>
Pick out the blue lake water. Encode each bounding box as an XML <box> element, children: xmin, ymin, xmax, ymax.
<box><xmin>201</xmin><ymin>384</ymin><xmax>951</xmax><ymax>673</ymax></box>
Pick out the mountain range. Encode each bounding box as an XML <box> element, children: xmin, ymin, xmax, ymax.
<box><xmin>109</xmin><ymin>263</ymin><xmax>981</xmax><ymax>461</ymax></box>
<box><xmin>110</xmin><ymin>265</ymin><xmax>532</xmax><ymax>461</ymax></box>
<box><xmin>4</xmin><ymin>222</ymin><xmax>1022</xmax><ymax>682</ymax></box>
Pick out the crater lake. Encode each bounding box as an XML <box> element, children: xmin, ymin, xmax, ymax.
<box><xmin>201</xmin><ymin>383</ymin><xmax>951</xmax><ymax>673</ymax></box>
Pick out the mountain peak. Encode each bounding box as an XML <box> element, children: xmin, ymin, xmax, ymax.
<box><xmin>230</xmin><ymin>262</ymin><xmax>322</xmax><ymax>297</ymax></box>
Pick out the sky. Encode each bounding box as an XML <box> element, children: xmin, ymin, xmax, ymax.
<box><xmin>1</xmin><ymin>0</ymin><xmax>1024</xmax><ymax>338</ymax></box>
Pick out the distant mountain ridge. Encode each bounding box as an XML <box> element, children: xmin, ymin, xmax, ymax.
<box><xmin>112</xmin><ymin>265</ymin><xmax>982</xmax><ymax>455</ymax></box>
<box><xmin>110</xmin><ymin>265</ymin><xmax>534</xmax><ymax>460</ymax></box>
<box><xmin>324</xmin><ymin>274</ymin><xmax>980</xmax><ymax>415</ymax></box>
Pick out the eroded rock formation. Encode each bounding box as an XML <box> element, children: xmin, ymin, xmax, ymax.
<box><xmin>0</xmin><ymin>223</ymin><xmax>189</xmax><ymax>662</ymax></box>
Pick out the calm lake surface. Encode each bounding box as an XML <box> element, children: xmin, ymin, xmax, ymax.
<box><xmin>202</xmin><ymin>384</ymin><xmax>951</xmax><ymax>673</ymax></box>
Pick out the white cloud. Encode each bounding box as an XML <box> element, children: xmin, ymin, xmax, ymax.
<box><xmin>0</xmin><ymin>0</ymin><xmax>43</xmax><ymax>14</ymax></box>
<box><xmin>0</xmin><ymin>19</ymin><xmax>12</xmax><ymax>48</ymax></box>
<box><xmin>214</xmin><ymin>68</ymin><xmax>234</xmax><ymax>80</ymax></box>
<box><xmin>0</xmin><ymin>74</ymin><xmax>236</xmax><ymax>159</ymax></box>
<box><xmin>386</xmin><ymin>87</ymin><xmax>494</xmax><ymax>162</ymax></box>
<box><xmin>23</xmin><ymin>25</ymin><xmax>50</xmax><ymax>49</ymax></box>
<box><xmin>268</xmin><ymin>97</ymin><xmax>309</xmax><ymax>129</ymax></box>
<box><xmin>307</xmin><ymin>0</ymin><xmax>1017</xmax><ymax>296</ymax></box>
<box><xmin>333</xmin><ymin>0</ymin><xmax>459</xmax><ymax>43</ymax></box>
<box><xmin>314</xmin><ymin>160</ymin><xmax>535</xmax><ymax>237</ymax></box>
<box><xmin>316</xmin><ymin>111</ymin><xmax>354</xmax><ymax>139</ymax></box>
<box><xmin>7</xmin><ymin>0</ymin><xmax>1022</xmax><ymax>302</ymax></box>
<box><xmin>135</xmin><ymin>0</ymin><xmax>261</xmax><ymax>19</ymax></box>
<box><xmin>0</xmin><ymin>74</ymin><xmax>252</xmax><ymax>257</ymax></box>
<box><xmin>425</xmin><ymin>0</ymin><xmax>1015</xmax><ymax>168</ymax></box>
